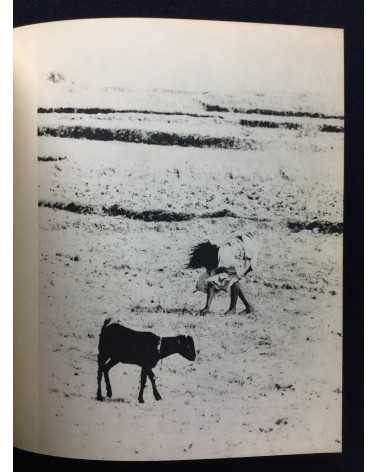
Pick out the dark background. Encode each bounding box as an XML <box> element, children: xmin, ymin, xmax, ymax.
<box><xmin>14</xmin><ymin>0</ymin><xmax>347</xmax><ymax>29</ymax></box>
<box><xmin>13</xmin><ymin>1</ymin><xmax>363</xmax><ymax>471</ymax></box>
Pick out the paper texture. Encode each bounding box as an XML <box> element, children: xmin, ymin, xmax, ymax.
<box><xmin>14</xmin><ymin>27</ymin><xmax>39</xmax><ymax>452</ymax></box>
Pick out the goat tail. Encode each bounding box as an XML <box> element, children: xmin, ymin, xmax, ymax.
<box><xmin>102</xmin><ymin>317</ymin><xmax>112</xmax><ymax>330</ymax></box>
<box><xmin>100</xmin><ymin>317</ymin><xmax>112</xmax><ymax>335</ymax></box>
<box><xmin>98</xmin><ymin>318</ymin><xmax>112</xmax><ymax>352</ymax></box>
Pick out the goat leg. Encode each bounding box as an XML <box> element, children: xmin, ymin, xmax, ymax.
<box><xmin>96</xmin><ymin>355</ymin><xmax>105</xmax><ymax>401</ymax></box>
<box><xmin>138</xmin><ymin>368</ymin><xmax>147</xmax><ymax>403</ymax></box>
<box><xmin>148</xmin><ymin>369</ymin><xmax>162</xmax><ymax>401</ymax></box>
<box><xmin>103</xmin><ymin>359</ymin><xmax>118</xmax><ymax>398</ymax></box>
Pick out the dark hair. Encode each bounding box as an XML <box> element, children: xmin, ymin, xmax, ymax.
<box><xmin>186</xmin><ymin>241</ymin><xmax>219</xmax><ymax>271</ymax></box>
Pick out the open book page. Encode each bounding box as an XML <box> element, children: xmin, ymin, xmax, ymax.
<box><xmin>14</xmin><ymin>18</ymin><xmax>343</xmax><ymax>461</ymax></box>
<box><xmin>14</xmin><ymin>27</ymin><xmax>39</xmax><ymax>453</ymax></box>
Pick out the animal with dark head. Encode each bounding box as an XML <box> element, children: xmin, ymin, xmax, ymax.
<box><xmin>96</xmin><ymin>319</ymin><xmax>196</xmax><ymax>403</ymax></box>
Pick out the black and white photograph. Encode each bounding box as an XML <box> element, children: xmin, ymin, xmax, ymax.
<box><xmin>17</xmin><ymin>18</ymin><xmax>344</xmax><ymax>461</ymax></box>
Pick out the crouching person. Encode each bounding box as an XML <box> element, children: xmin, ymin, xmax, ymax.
<box><xmin>187</xmin><ymin>232</ymin><xmax>255</xmax><ymax>316</ymax></box>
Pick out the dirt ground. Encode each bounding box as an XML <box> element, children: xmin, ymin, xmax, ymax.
<box><xmin>37</xmin><ymin>107</ymin><xmax>343</xmax><ymax>460</ymax></box>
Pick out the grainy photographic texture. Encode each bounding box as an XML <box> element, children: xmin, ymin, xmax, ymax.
<box><xmin>35</xmin><ymin>19</ymin><xmax>343</xmax><ymax>460</ymax></box>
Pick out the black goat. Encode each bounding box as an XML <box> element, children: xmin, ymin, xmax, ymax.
<box><xmin>96</xmin><ymin>319</ymin><xmax>196</xmax><ymax>403</ymax></box>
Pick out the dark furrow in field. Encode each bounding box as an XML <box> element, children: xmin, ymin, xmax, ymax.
<box><xmin>105</xmin><ymin>205</ymin><xmax>243</xmax><ymax>221</ymax></box>
<box><xmin>287</xmin><ymin>220</ymin><xmax>343</xmax><ymax>234</ymax></box>
<box><xmin>240</xmin><ymin>119</ymin><xmax>344</xmax><ymax>133</ymax></box>
<box><xmin>37</xmin><ymin>106</ymin><xmax>344</xmax><ymax>121</ymax></box>
<box><xmin>38</xmin><ymin>200</ymin><xmax>342</xmax><ymax>233</ymax></box>
<box><xmin>37</xmin><ymin>126</ymin><xmax>258</xmax><ymax>150</ymax></box>
<box><xmin>240</xmin><ymin>119</ymin><xmax>302</xmax><ymax>130</ymax></box>
<box><xmin>38</xmin><ymin>200</ymin><xmax>259</xmax><ymax>222</ymax></box>
<box><xmin>37</xmin><ymin>107</ymin><xmax>213</xmax><ymax>119</ymax></box>
<box><xmin>38</xmin><ymin>155</ymin><xmax>67</xmax><ymax>162</ymax></box>
<box><xmin>318</xmin><ymin>124</ymin><xmax>344</xmax><ymax>133</ymax></box>
<box><xmin>201</xmin><ymin>102</ymin><xmax>344</xmax><ymax>120</ymax></box>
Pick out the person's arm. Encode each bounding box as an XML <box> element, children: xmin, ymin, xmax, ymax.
<box><xmin>214</xmin><ymin>266</ymin><xmax>237</xmax><ymax>275</ymax></box>
<box><xmin>200</xmin><ymin>284</ymin><xmax>216</xmax><ymax>315</ymax></box>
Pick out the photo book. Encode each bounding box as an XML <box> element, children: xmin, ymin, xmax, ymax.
<box><xmin>14</xmin><ymin>17</ymin><xmax>344</xmax><ymax>462</ymax></box>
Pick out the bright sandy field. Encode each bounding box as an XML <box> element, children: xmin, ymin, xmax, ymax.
<box><xmin>37</xmin><ymin>103</ymin><xmax>343</xmax><ymax>460</ymax></box>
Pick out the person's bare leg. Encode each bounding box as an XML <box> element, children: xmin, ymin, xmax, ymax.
<box><xmin>200</xmin><ymin>285</ymin><xmax>215</xmax><ymax>315</ymax></box>
<box><xmin>224</xmin><ymin>282</ymin><xmax>239</xmax><ymax>315</ymax></box>
<box><xmin>238</xmin><ymin>283</ymin><xmax>253</xmax><ymax>315</ymax></box>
